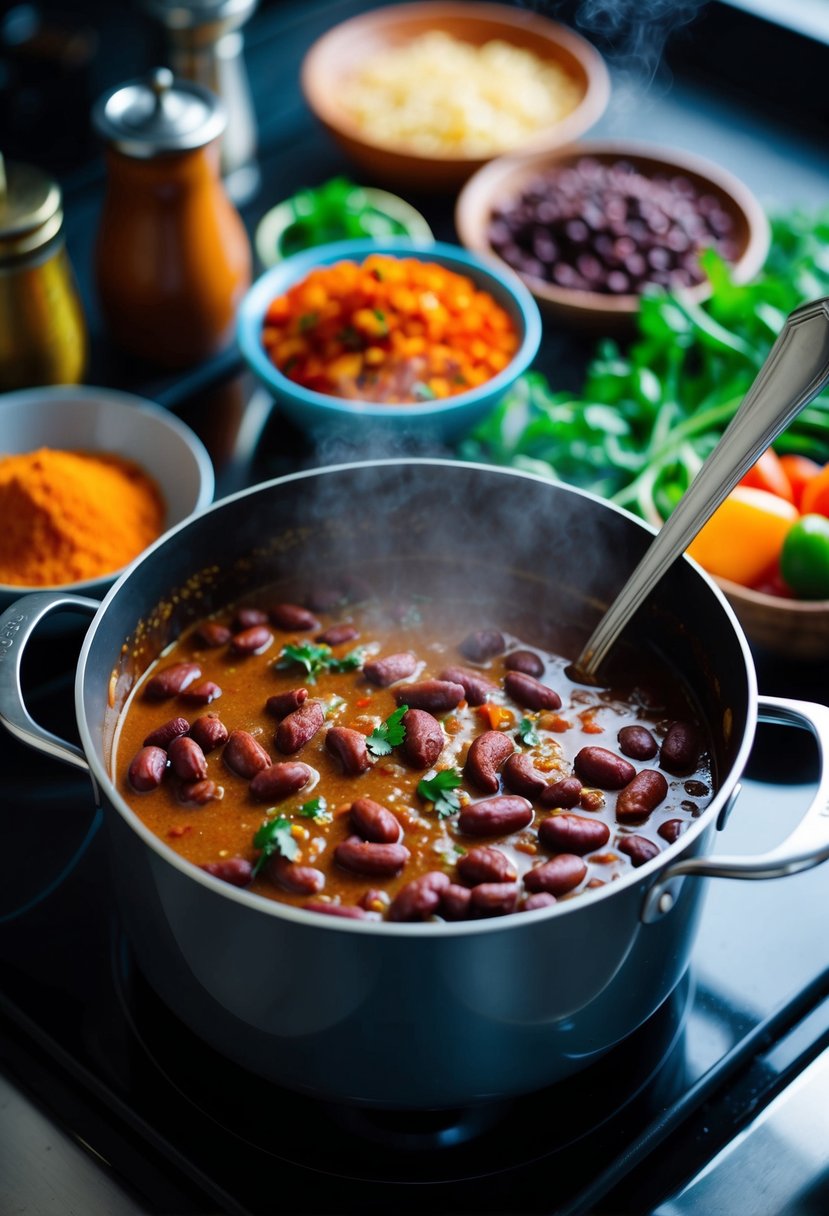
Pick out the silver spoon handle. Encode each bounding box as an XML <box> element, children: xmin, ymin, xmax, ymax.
<box><xmin>577</xmin><ymin>296</ymin><xmax>829</xmax><ymax>678</ymax></box>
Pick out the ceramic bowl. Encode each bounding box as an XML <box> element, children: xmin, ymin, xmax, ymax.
<box><xmin>300</xmin><ymin>1</ymin><xmax>610</xmax><ymax>192</ymax></box>
<box><xmin>236</xmin><ymin>237</ymin><xmax>542</xmax><ymax>446</ymax></box>
<box><xmin>0</xmin><ymin>386</ymin><xmax>214</xmax><ymax>611</ymax></box>
<box><xmin>715</xmin><ymin>578</ymin><xmax>829</xmax><ymax>661</ymax></box>
<box><xmin>455</xmin><ymin>139</ymin><xmax>771</xmax><ymax>332</ymax></box>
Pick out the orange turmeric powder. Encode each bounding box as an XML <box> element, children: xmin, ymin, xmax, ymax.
<box><xmin>0</xmin><ymin>447</ymin><xmax>166</xmax><ymax>586</ymax></box>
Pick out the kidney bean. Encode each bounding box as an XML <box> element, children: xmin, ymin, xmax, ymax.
<box><xmin>128</xmin><ymin>745</ymin><xmax>167</xmax><ymax>791</ymax></box>
<box><xmin>223</xmin><ymin>729</ymin><xmax>271</xmax><ymax>778</ymax></box>
<box><xmin>250</xmin><ymin>761</ymin><xmax>314</xmax><ymax>802</ymax></box>
<box><xmin>350</xmin><ymin>796</ymin><xmax>402</xmax><ymax>843</ymax></box>
<box><xmin>276</xmin><ymin>700</ymin><xmax>325</xmax><ymax>754</ymax></box>
<box><xmin>457</xmin><ymin>845</ymin><xmax>517</xmax><ymax>886</ymax></box>
<box><xmin>464</xmin><ymin>730</ymin><xmax>514</xmax><ymax>793</ymax></box>
<box><xmin>193</xmin><ymin>621</ymin><xmax>231</xmax><ymax>648</ymax></box>
<box><xmin>539</xmin><ymin>775</ymin><xmax>583</xmax><ymax>808</ymax></box>
<box><xmin>334</xmin><ymin>837</ymin><xmax>410</xmax><ymax>877</ymax></box>
<box><xmin>505</xmin><ymin>650</ymin><xmax>544</xmax><ymax>677</ymax></box>
<box><xmin>659</xmin><ymin>818</ymin><xmax>684</xmax><ymax>843</ymax></box>
<box><xmin>179</xmin><ymin>778</ymin><xmax>224</xmax><ymax>805</ymax></box>
<box><xmin>230</xmin><ymin>625</ymin><xmax>273</xmax><ymax>656</ymax></box>
<box><xmin>233</xmin><ymin>607</ymin><xmax>268</xmax><ymax>630</ymax></box>
<box><xmin>524</xmin><ymin>854</ymin><xmax>587</xmax><ymax>896</ymax></box>
<box><xmin>521</xmin><ymin>892</ymin><xmax>557</xmax><ymax>911</ymax></box>
<box><xmin>459</xmin><ymin>629</ymin><xmax>505</xmax><ymax>663</ymax></box>
<box><xmin>439</xmin><ymin>883</ymin><xmax>472</xmax><ymax>920</ymax></box>
<box><xmin>469</xmin><ymin>882</ymin><xmax>519</xmax><ymax>918</ymax></box>
<box><xmin>269</xmin><ymin>603</ymin><xmax>318</xmax><ymax>631</ymax></box>
<box><xmin>538</xmin><ymin>813</ymin><xmax>610</xmax><ymax>855</ymax></box>
<box><xmin>144</xmin><ymin>662</ymin><xmax>202</xmax><ymax>700</ymax></box>
<box><xmin>618</xmin><ymin>725</ymin><xmax>658</xmax><ymax>760</ymax></box>
<box><xmin>305</xmin><ymin>902</ymin><xmax>376</xmax><ymax>920</ymax></box>
<box><xmin>388</xmin><ymin>871</ymin><xmax>450</xmax><ymax>922</ymax></box>
<box><xmin>266</xmin><ymin>855</ymin><xmax>325</xmax><ymax>895</ymax></box>
<box><xmin>574</xmin><ymin>746</ymin><xmax>636</xmax><ymax>789</ymax></box>
<box><xmin>317</xmin><ymin>623</ymin><xmax>359</xmax><ymax>646</ymax></box>
<box><xmin>684</xmin><ymin>779</ymin><xmax>709</xmax><ymax>797</ymax></box>
<box><xmin>660</xmin><ymin>721</ymin><xmax>703</xmax><ymax>774</ymax></box>
<box><xmin>265</xmin><ymin>688</ymin><xmax>308</xmax><ymax>719</ymax></box>
<box><xmin>502</xmin><ymin>753</ymin><xmax>546</xmax><ymax>799</ymax></box>
<box><xmin>618</xmin><ymin>834</ymin><xmax>661</xmax><ymax>867</ymax></box>
<box><xmin>143</xmin><ymin>716</ymin><xmax>190</xmax><ymax>750</ymax></box>
<box><xmin>168</xmin><ymin>735</ymin><xmax>208</xmax><ymax>782</ymax></box>
<box><xmin>400</xmin><ymin>708</ymin><xmax>444</xmax><ymax>769</ymax></box>
<box><xmin>326</xmin><ymin>726</ymin><xmax>370</xmax><ymax>774</ymax></box>
<box><xmin>363</xmin><ymin>651</ymin><xmax>418</xmax><ymax>687</ymax></box>
<box><xmin>394</xmin><ymin>680</ymin><xmax>465</xmax><ymax>713</ymax></box>
<box><xmin>580</xmin><ymin>788</ymin><xmax>605</xmax><ymax>812</ymax></box>
<box><xmin>181</xmin><ymin>680</ymin><xmax>222</xmax><ymax>705</ymax></box>
<box><xmin>504</xmin><ymin>671</ymin><xmax>562</xmax><ymax>711</ymax></box>
<box><xmin>201</xmin><ymin>857</ymin><xmax>252</xmax><ymax>886</ymax></box>
<box><xmin>305</xmin><ymin>583</ymin><xmax>346</xmax><ymax>612</ymax></box>
<box><xmin>189</xmin><ymin>714</ymin><xmax>228</xmax><ymax>753</ymax></box>
<box><xmin>616</xmin><ymin>770</ymin><xmax>669</xmax><ymax>823</ymax></box>
<box><xmin>437</xmin><ymin>666</ymin><xmax>495</xmax><ymax>706</ymax></box>
<box><xmin>458</xmin><ymin>795</ymin><xmax>533</xmax><ymax>837</ymax></box>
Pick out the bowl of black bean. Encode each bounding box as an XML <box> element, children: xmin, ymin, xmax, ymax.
<box><xmin>455</xmin><ymin>140</ymin><xmax>770</xmax><ymax>331</ymax></box>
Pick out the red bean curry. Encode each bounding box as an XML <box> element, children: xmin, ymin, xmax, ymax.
<box><xmin>114</xmin><ymin>577</ymin><xmax>714</xmax><ymax>923</ymax></box>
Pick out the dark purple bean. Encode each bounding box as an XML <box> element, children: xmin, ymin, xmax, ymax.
<box><xmin>660</xmin><ymin>721</ymin><xmax>703</xmax><ymax>774</ymax></box>
<box><xmin>316</xmin><ymin>623</ymin><xmax>359</xmax><ymax>647</ymax></box>
<box><xmin>143</xmin><ymin>716</ymin><xmax>190</xmax><ymax>750</ymax></box>
<box><xmin>325</xmin><ymin>726</ymin><xmax>370</xmax><ymax>774</ymax></box>
<box><xmin>684</xmin><ymin>779</ymin><xmax>709</xmax><ymax>797</ymax></box>
<box><xmin>276</xmin><ymin>700</ymin><xmax>325</xmax><ymax>754</ymax></box>
<box><xmin>616</xmin><ymin>770</ymin><xmax>669</xmax><ymax>823</ymax></box>
<box><xmin>230</xmin><ymin>625</ymin><xmax>273</xmax><ymax>655</ymax></box>
<box><xmin>504</xmin><ymin>670</ymin><xmax>562</xmax><ymax>711</ymax></box>
<box><xmin>469</xmin><ymin>882</ymin><xmax>519</xmax><ymax>918</ymax></box>
<box><xmin>458</xmin><ymin>795</ymin><xmax>533</xmax><ymax>837</ymax></box>
<box><xmin>458</xmin><ymin>629</ymin><xmax>505</xmax><ymax>663</ymax></box>
<box><xmin>539</xmin><ymin>776</ymin><xmax>583</xmax><ymax>808</ymax></box>
<box><xmin>502</xmin><ymin>753</ymin><xmax>546</xmax><ymax>799</ymax></box>
<box><xmin>538</xmin><ymin>813</ymin><xmax>610</xmax><ymax>855</ymax></box>
<box><xmin>457</xmin><ymin>846</ymin><xmax>517</xmax><ymax>886</ymax></box>
<box><xmin>266</xmin><ymin>856</ymin><xmax>325</xmax><ymax>895</ymax></box>
<box><xmin>521</xmin><ymin>892</ymin><xmax>557</xmax><ymax>911</ymax></box>
<box><xmin>201</xmin><ymin>857</ymin><xmax>252</xmax><ymax>886</ymax></box>
<box><xmin>618</xmin><ymin>834</ymin><xmax>661</xmax><ymax>867</ymax></box>
<box><xmin>265</xmin><ymin>687</ymin><xmax>308</xmax><ymax>719</ymax></box>
<box><xmin>193</xmin><ymin>621</ymin><xmax>231</xmax><ymax>648</ymax></box>
<box><xmin>233</xmin><ymin>607</ymin><xmax>268</xmax><ymax>630</ymax></box>
<box><xmin>128</xmin><ymin>745</ymin><xmax>167</xmax><ymax>791</ymax></box>
<box><xmin>394</xmin><ymin>680</ymin><xmax>465</xmax><ymax>713</ymax></box>
<box><xmin>524</xmin><ymin>854</ymin><xmax>587</xmax><ymax>896</ymax></box>
<box><xmin>304</xmin><ymin>902</ymin><xmax>376</xmax><ymax>920</ymax></box>
<box><xmin>168</xmin><ymin>735</ymin><xmax>208</xmax><ymax>782</ymax></box>
<box><xmin>504</xmin><ymin>650</ymin><xmax>544</xmax><ymax>677</ymax></box>
<box><xmin>268</xmin><ymin>603</ymin><xmax>318</xmax><ymax>631</ymax></box>
<box><xmin>250</xmin><ymin>761</ymin><xmax>314</xmax><ymax>802</ymax></box>
<box><xmin>350</xmin><ymin>796</ymin><xmax>402</xmax><ymax>844</ymax></box>
<box><xmin>179</xmin><ymin>779</ymin><xmax>224</xmax><ymax>805</ymax></box>
<box><xmin>618</xmin><ymin>725</ymin><xmax>658</xmax><ymax>760</ymax></box>
<box><xmin>144</xmin><ymin>662</ymin><xmax>201</xmax><ymax>701</ymax></box>
<box><xmin>659</xmin><ymin>818</ymin><xmax>684</xmax><ymax>843</ymax></box>
<box><xmin>181</xmin><ymin>680</ymin><xmax>222</xmax><ymax>705</ymax></box>
<box><xmin>388</xmin><ymin>871</ymin><xmax>450</xmax><ymax>922</ymax></box>
<box><xmin>334</xmin><ymin>837</ymin><xmax>410</xmax><ymax>877</ymax></box>
<box><xmin>440</xmin><ymin>883</ymin><xmax>473</xmax><ymax>920</ymax></box>
<box><xmin>223</xmin><ymin>729</ymin><xmax>271</xmax><ymax>778</ymax></box>
<box><xmin>400</xmin><ymin>708</ymin><xmax>444</xmax><ymax>769</ymax></box>
<box><xmin>437</xmin><ymin>666</ymin><xmax>495</xmax><ymax>707</ymax></box>
<box><xmin>574</xmin><ymin>746</ymin><xmax>636</xmax><ymax>790</ymax></box>
<box><xmin>363</xmin><ymin>651</ymin><xmax>418</xmax><ymax>687</ymax></box>
<box><xmin>189</xmin><ymin>714</ymin><xmax>228</xmax><ymax>753</ymax></box>
<box><xmin>464</xmin><ymin>730</ymin><xmax>514</xmax><ymax>793</ymax></box>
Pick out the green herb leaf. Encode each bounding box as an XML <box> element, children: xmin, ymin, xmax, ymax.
<box><xmin>276</xmin><ymin>641</ymin><xmax>333</xmax><ymax>682</ymax></box>
<box><xmin>517</xmin><ymin>717</ymin><xmax>540</xmax><ymax>746</ymax></box>
<box><xmin>252</xmin><ymin>815</ymin><xmax>297</xmax><ymax>876</ymax></box>
<box><xmin>417</xmin><ymin>769</ymin><xmax>462</xmax><ymax>818</ymax></box>
<box><xmin>298</xmin><ymin>796</ymin><xmax>331</xmax><ymax>822</ymax></box>
<box><xmin>366</xmin><ymin>704</ymin><xmax>408</xmax><ymax>757</ymax></box>
<box><xmin>327</xmin><ymin>647</ymin><xmax>366</xmax><ymax>673</ymax></box>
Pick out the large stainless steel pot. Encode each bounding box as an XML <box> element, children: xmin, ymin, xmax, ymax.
<box><xmin>2</xmin><ymin>459</ymin><xmax>829</xmax><ymax>1110</ymax></box>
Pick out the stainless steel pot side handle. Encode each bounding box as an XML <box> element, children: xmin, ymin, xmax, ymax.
<box><xmin>0</xmin><ymin>592</ymin><xmax>99</xmax><ymax>772</ymax></box>
<box><xmin>2</xmin><ymin>597</ymin><xmax>829</xmax><ymax>929</ymax></box>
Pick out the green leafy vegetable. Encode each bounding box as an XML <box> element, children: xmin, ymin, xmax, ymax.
<box><xmin>458</xmin><ymin>211</ymin><xmax>829</xmax><ymax>524</ymax></box>
<box><xmin>417</xmin><ymin>769</ymin><xmax>462</xmax><ymax>818</ymax></box>
<box><xmin>278</xmin><ymin>176</ymin><xmax>414</xmax><ymax>259</ymax></box>
<box><xmin>252</xmin><ymin>815</ymin><xmax>297</xmax><ymax>876</ymax></box>
<box><xmin>276</xmin><ymin>642</ymin><xmax>364</xmax><ymax>683</ymax></box>
<box><xmin>517</xmin><ymin>717</ymin><xmax>540</xmax><ymax>746</ymax></box>
<box><xmin>366</xmin><ymin>704</ymin><xmax>408</xmax><ymax>757</ymax></box>
<box><xmin>298</xmin><ymin>796</ymin><xmax>331</xmax><ymax>822</ymax></box>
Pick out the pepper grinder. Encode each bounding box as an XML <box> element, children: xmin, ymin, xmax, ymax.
<box><xmin>142</xmin><ymin>0</ymin><xmax>260</xmax><ymax>205</ymax></box>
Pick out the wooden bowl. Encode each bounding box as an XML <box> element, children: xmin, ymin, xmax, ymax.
<box><xmin>716</xmin><ymin>578</ymin><xmax>829</xmax><ymax>661</ymax></box>
<box><xmin>300</xmin><ymin>2</ymin><xmax>610</xmax><ymax>193</ymax></box>
<box><xmin>455</xmin><ymin>140</ymin><xmax>771</xmax><ymax>333</ymax></box>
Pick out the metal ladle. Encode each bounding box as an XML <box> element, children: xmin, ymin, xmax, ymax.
<box><xmin>573</xmin><ymin>296</ymin><xmax>829</xmax><ymax>681</ymax></box>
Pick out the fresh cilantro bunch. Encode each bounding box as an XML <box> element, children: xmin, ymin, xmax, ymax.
<box><xmin>276</xmin><ymin>642</ymin><xmax>364</xmax><ymax>683</ymax></box>
<box><xmin>417</xmin><ymin>769</ymin><xmax>462</xmax><ymax>818</ymax></box>
<box><xmin>366</xmin><ymin>705</ymin><xmax>408</xmax><ymax>757</ymax></box>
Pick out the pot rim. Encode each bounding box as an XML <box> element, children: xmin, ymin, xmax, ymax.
<box><xmin>75</xmin><ymin>457</ymin><xmax>759</xmax><ymax>936</ymax></box>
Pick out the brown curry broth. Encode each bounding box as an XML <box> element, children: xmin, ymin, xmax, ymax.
<box><xmin>114</xmin><ymin>589</ymin><xmax>714</xmax><ymax>915</ymax></box>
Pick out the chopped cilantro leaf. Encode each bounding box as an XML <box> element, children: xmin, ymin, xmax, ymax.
<box><xmin>366</xmin><ymin>704</ymin><xmax>408</xmax><ymax>757</ymax></box>
<box><xmin>276</xmin><ymin>642</ymin><xmax>364</xmax><ymax>683</ymax></box>
<box><xmin>298</xmin><ymin>796</ymin><xmax>330</xmax><ymax>822</ymax></box>
<box><xmin>327</xmin><ymin>646</ymin><xmax>366</xmax><ymax>673</ymax></box>
<box><xmin>417</xmin><ymin>769</ymin><xmax>462</xmax><ymax>818</ymax></box>
<box><xmin>517</xmin><ymin>717</ymin><xmax>540</xmax><ymax>746</ymax></box>
<box><xmin>252</xmin><ymin>815</ymin><xmax>297</xmax><ymax>876</ymax></box>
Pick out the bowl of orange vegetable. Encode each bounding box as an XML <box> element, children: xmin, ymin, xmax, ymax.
<box><xmin>686</xmin><ymin>447</ymin><xmax>829</xmax><ymax>659</ymax></box>
<box><xmin>236</xmin><ymin>237</ymin><xmax>542</xmax><ymax>445</ymax></box>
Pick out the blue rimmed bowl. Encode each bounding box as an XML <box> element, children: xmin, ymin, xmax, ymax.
<box><xmin>236</xmin><ymin>237</ymin><xmax>542</xmax><ymax>446</ymax></box>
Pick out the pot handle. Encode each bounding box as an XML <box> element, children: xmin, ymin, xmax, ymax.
<box><xmin>642</xmin><ymin>695</ymin><xmax>829</xmax><ymax>922</ymax></box>
<box><xmin>0</xmin><ymin>592</ymin><xmax>100</xmax><ymax>772</ymax></box>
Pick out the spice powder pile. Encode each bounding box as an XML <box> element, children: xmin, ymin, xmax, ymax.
<box><xmin>0</xmin><ymin>447</ymin><xmax>166</xmax><ymax>586</ymax></box>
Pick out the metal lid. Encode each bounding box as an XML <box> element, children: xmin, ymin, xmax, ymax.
<box><xmin>0</xmin><ymin>155</ymin><xmax>63</xmax><ymax>258</ymax></box>
<box><xmin>92</xmin><ymin>67</ymin><xmax>226</xmax><ymax>157</ymax></box>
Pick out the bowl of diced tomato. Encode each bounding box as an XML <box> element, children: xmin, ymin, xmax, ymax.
<box><xmin>236</xmin><ymin>237</ymin><xmax>542</xmax><ymax>446</ymax></box>
<box><xmin>686</xmin><ymin>447</ymin><xmax>829</xmax><ymax>659</ymax></box>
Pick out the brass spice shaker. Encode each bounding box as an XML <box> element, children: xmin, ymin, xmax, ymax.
<box><xmin>0</xmin><ymin>155</ymin><xmax>88</xmax><ymax>391</ymax></box>
<box><xmin>92</xmin><ymin>67</ymin><xmax>252</xmax><ymax>369</ymax></box>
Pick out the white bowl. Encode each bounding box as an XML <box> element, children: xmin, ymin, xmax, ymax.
<box><xmin>0</xmin><ymin>386</ymin><xmax>214</xmax><ymax>610</ymax></box>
